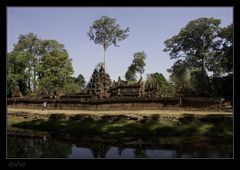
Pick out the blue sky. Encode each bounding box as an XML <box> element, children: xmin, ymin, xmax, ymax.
<box><xmin>7</xmin><ymin>7</ymin><xmax>233</xmax><ymax>82</ymax></box>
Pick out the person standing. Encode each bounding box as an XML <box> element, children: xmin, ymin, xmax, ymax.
<box><xmin>42</xmin><ymin>101</ymin><xmax>47</xmax><ymax>110</ymax></box>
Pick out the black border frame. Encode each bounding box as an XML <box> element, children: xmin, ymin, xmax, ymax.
<box><xmin>1</xmin><ymin>0</ymin><xmax>239</xmax><ymax>168</ymax></box>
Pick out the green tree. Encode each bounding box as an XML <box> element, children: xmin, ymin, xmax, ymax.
<box><xmin>145</xmin><ymin>73</ymin><xmax>175</xmax><ymax>97</ymax></box>
<box><xmin>36</xmin><ymin>40</ymin><xmax>73</xmax><ymax>98</ymax></box>
<box><xmin>164</xmin><ymin>18</ymin><xmax>221</xmax><ymax>96</ymax></box>
<box><xmin>218</xmin><ymin>23</ymin><xmax>233</xmax><ymax>75</ymax></box>
<box><xmin>125</xmin><ymin>51</ymin><xmax>147</xmax><ymax>81</ymax></box>
<box><xmin>167</xmin><ymin>60</ymin><xmax>192</xmax><ymax>96</ymax></box>
<box><xmin>74</xmin><ymin>74</ymin><xmax>86</xmax><ymax>91</ymax></box>
<box><xmin>13</xmin><ymin>33</ymin><xmax>42</xmax><ymax>92</ymax></box>
<box><xmin>163</xmin><ymin>17</ymin><xmax>220</xmax><ymax>73</ymax></box>
<box><xmin>7</xmin><ymin>34</ymin><xmax>76</xmax><ymax>98</ymax></box>
<box><xmin>125</xmin><ymin>64</ymin><xmax>137</xmax><ymax>82</ymax></box>
<box><xmin>63</xmin><ymin>77</ymin><xmax>81</xmax><ymax>95</ymax></box>
<box><xmin>7</xmin><ymin>51</ymin><xmax>30</xmax><ymax>96</ymax></box>
<box><xmin>87</xmin><ymin>16</ymin><xmax>130</xmax><ymax>69</ymax></box>
<box><xmin>207</xmin><ymin>23</ymin><xmax>233</xmax><ymax>76</ymax></box>
<box><xmin>62</xmin><ymin>74</ymin><xmax>85</xmax><ymax>95</ymax></box>
<box><xmin>207</xmin><ymin>24</ymin><xmax>233</xmax><ymax>98</ymax></box>
<box><xmin>132</xmin><ymin>51</ymin><xmax>147</xmax><ymax>77</ymax></box>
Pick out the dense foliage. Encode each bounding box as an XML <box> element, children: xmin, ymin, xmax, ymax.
<box><xmin>125</xmin><ymin>51</ymin><xmax>147</xmax><ymax>81</ymax></box>
<box><xmin>164</xmin><ymin>18</ymin><xmax>232</xmax><ymax>98</ymax></box>
<box><xmin>145</xmin><ymin>73</ymin><xmax>175</xmax><ymax>97</ymax></box>
<box><xmin>7</xmin><ymin>33</ymin><xmax>85</xmax><ymax>98</ymax></box>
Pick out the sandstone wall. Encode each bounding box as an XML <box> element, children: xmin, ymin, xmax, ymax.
<box><xmin>7</xmin><ymin>97</ymin><xmax>220</xmax><ymax>111</ymax></box>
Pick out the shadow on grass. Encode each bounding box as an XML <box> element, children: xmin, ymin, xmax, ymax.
<box><xmin>11</xmin><ymin>115</ymin><xmax>233</xmax><ymax>138</ymax></box>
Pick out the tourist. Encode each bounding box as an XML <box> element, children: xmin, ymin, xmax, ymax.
<box><xmin>42</xmin><ymin>101</ymin><xmax>47</xmax><ymax>110</ymax></box>
<box><xmin>219</xmin><ymin>98</ymin><xmax>225</xmax><ymax>111</ymax></box>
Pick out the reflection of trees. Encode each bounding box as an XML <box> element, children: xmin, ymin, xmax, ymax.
<box><xmin>7</xmin><ymin>136</ymin><xmax>37</xmax><ymax>158</ymax></box>
<box><xmin>175</xmin><ymin>145</ymin><xmax>183</xmax><ymax>158</ymax></box>
<box><xmin>117</xmin><ymin>144</ymin><xmax>124</xmax><ymax>156</ymax></box>
<box><xmin>7</xmin><ymin>136</ymin><xmax>72</xmax><ymax>158</ymax></box>
<box><xmin>134</xmin><ymin>148</ymin><xmax>147</xmax><ymax>158</ymax></box>
<box><xmin>36</xmin><ymin>139</ymin><xmax>71</xmax><ymax>158</ymax></box>
<box><xmin>174</xmin><ymin>143</ymin><xmax>233</xmax><ymax>158</ymax></box>
<box><xmin>7</xmin><ymin>135</ymin><xmax>233</xmax><ymax>158</ymax></box>
<box><xmin>89</xmin><ymin>143</ymin><xmax>110</xmax><ymax>158</ymax></box>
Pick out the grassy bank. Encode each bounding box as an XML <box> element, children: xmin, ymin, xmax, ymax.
<box><xmin>7</xmin><ymin>112</ymin><xmax>233</xmax><ymax>139</ymax></box>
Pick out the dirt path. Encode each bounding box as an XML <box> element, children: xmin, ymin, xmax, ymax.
<box><xmin>7</xmin><ymin>107</ymin><xmax>232</xmax><ymax>117</ymax></box>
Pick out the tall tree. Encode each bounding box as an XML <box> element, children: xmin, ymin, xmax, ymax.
<box><xmin>163</xmin><ymin>18</ymin><xmax>221</xmax><ymax>96</ymax></box>
<box><xmin>207</xmin><ymin>23</ymin><xmax>233</xmax><ymax>76</ymax></box>
<box><xmin>7</xmin><ymin>34</ymin><xmax>76</xmax><ymax>98</ymax></box>
<box><xmin>132</xmin><ymin>51</ymin><xmax>147</xmax><ymax>77</ymax></box>
<box><xmin>125</xmin><ymin>64</ymin><xmax>137</xmax><ymax>82</ymax></box>
<box><xmin>62</xmin><ymin>74</ymin><xmax>86</xmax><ymax>95</ymax></box>
<box><xmin>7</xmin><ymin>51</ymin><xmax>29</xmax><ymax>96</ymax></box>
<box><xmin>87</xmin><ymin>16</ymin><xmax>130</xmax><ymax>69</ymax></box>
<box><xmin>218</xmin><ymin>23</ymin><xmax>233</xmax><ymax>75</ymax></box>
<box><xmin>167</xmin><ymin>60</ymin><xmax>192</xmax><ymax>96</ymax></box>
<box><xmin>207</xmin><ymin>23</ymin><xmax>233</xmax><ymax>98</ymax></box>
<box><xmin>74</xmin><ymin>74</ymin><xmax>86</xmax><ymax>91</ymax></box>
<box><xmin>163</xmin><ymin>17</ymin><xmax>221</xmax><ymax>74</ymax></box>
<box><xmin>125</xmin><ymin>51</ymin><xmax>147</xmax><ymax>81</ymax></box>
<box><xmin>145</xmin><ymin>73</ymin><xmax>175</xmax><ymax>97</ymax></box>
<box><xmin>36</xmin><ymin>40</ymin><xmax>73</xmax><ymax>98</ymax></box>
<box><xmin>13</xmin><ymin>33</ymin><xmax>42</xmax><ymax>92</ymax></box>
<box><xmin>63</xmin><ymin>77</ymin><xmax>81</xmax><ymax>95</ymax></box>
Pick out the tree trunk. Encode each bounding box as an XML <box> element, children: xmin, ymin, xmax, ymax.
<box><xmin>28</xmin><ymin>68</ymin><xmax>31</xmax><ymax>93</ymax></box>
<box><xmin>33</xmin><ymin>68</ymin><xmax>36</xmax><ymax>92</ymax></box>
<box><xmin>202</xmin><ymin>56</ymin><xmax>205</xmax><ymax>73</ymax></box>
<box><xmin>201</xmin><ymin>55</ymin><xmax>210</xmax><ymax>96</ymax></box>
<box><xmin>33</xmin><ymin>56</ymin><xmax>38</xmax><ymax>92</ymax></box>
<box><xmin>103</xmin><ymin>48</ymin><xmax>106</xmax><ymax>70</ymax></box>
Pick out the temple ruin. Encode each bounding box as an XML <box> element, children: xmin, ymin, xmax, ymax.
<box><xmin>70</xmin><ymin>66</ymin><xmax>161</xmax><ymax>100</ymax></box>
<box><xmin>8</xmin><ymin>66</ymin><xmax>221</xmax><ymax>110</ymax></box>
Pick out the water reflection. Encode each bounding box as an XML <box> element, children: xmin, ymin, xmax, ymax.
<box><xmin>7</xmin><ymin>135</ymin><xmax>232</xmax><ymax>158</ymax></box>
<box><xmin>69</xmin><ymin>145</ymin><xmax>93</xmax><ymax>158</ymax></box>
<box><xmin>7</xmin><ymin>136</ymin><xmax>71</xmax><ymax>158</ymax></box>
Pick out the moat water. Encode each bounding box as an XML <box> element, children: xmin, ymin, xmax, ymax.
<box><xmin>7</xmin><ymin>135</ymin><xmax>232</xmax><ymax>158</ymax></box>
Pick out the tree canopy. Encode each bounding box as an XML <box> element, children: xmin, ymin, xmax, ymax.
<box><xmin>7</xmin><ymin>33</ymin><xmax>84</xmax><ymax>98</ymax></box>
<box><xmin>167</xmin><ymin>60</ymin><xmax>193</xmax><ymax>96</ymax></box>
<box><xmin>163</xmin><ymin>17</ymin><xmax>221</xmax><ymax>73</ymax></box>
<box><xmin>13</xmin><ymin>33</ymin><xmax>42</xmax><ymax>92</ymax></box>
<box><xmin>7</xmin><ymin>51</ymin><xmax>29</xmax><ymax>96</ymax></box>
<box><xmin>74</xmin><ymin>74</ymin><xmax>86</xmax><ymax>91</ymax></box>
<box><xmin>36</xmin><ymin>40</ymin><xmax>73</xmax><ymax>97</ymax></box>
<box><xmin>145</xmin><ymin>73</ymin><xmax>175</xmax><ymax>97</ymax></box>
<box><xmin>164</xmin><ymin>18</ymin><xmax>232</xmax><ymax>97</ymax></box>
<box><xmin>207</xmin><ymin>23</ymin><xmax>233</xmax><ymax>76</ymax></box>
<box><xmin>87</xmin><ymin>16</ymin><xmax>130</xmax><ymax>69</ymax></box>
<box><xmin>125</xmin><ymin>51</ymin><xmax>147</xmax><ymax>81</ymax></box>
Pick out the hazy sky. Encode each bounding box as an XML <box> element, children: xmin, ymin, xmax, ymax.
<box><xmin>7</xmin><ymin>7</ymin><xmax>233</xmax><ymax>82</ymax></box>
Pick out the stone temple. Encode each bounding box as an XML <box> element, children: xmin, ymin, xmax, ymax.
<box><xmin>72</xmin><ymin>66</ymin><xmax>161</xmax><ymax>100</ymax></box>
